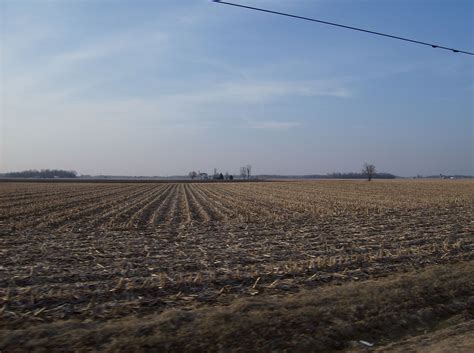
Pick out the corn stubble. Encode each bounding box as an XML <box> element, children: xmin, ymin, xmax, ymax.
<box><xmin>0</xmin><ymin>180</ymin><xmax>473</xmax><ymax>352</ymax></box>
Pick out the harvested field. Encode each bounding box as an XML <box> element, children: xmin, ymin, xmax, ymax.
<box><xmin>1</xmin><ymin>180</ymin><xmax>473</xmax><ymax>352</ymax></box>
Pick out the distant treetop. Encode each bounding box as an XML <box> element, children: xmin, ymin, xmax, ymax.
<box><xmin>2</xmin><ymin>169</ymin><xmax>78</xmax><ymax>178</ymax></box>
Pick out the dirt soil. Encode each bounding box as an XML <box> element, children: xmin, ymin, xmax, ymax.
<box><xmin>1</xmin><ymin>180</ymin><xmax>473</xmax><ymax>352</ymax></box>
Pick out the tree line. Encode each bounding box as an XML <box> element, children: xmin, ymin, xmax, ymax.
<box><xmin>1</xmin><ymin>169</ymin><xmax>78</xmax><ymax>178</ymax></box>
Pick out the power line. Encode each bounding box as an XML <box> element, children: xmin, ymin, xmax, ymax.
<box><xmin>212</xmin><ymin>0</ymin><xmax>474</xmax><ymax>56</ymax></box>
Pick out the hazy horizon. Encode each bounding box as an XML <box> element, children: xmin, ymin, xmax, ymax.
<box><xmin>1</xmin><ymin>0</ymin><xmax>473</xmax><ymax>178</ymax></box>
<box><xmin>1</xmin><ymin>167</ymin><xmax>472</xmax><ymax>179</ymax></box>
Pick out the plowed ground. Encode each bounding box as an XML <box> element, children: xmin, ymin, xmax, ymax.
<box><xmin>1</xmin><ymin>180</ymin><xmax>473</xmax><ymax>352</ymax></box>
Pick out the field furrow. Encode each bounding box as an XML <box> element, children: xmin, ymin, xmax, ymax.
<box><xmin>128</xmin><ymin>184</ymin><xmax>175</xmax><ymax>228</ymax></box>
<box><xmin>150</xmin><ymin>184</ymin><xmax>179</xmax><ymax>225</ymax></box>
<box><xmin>164</xmin><ymin>185</ymin><xmax>182</xmax><ymax>225</ymax></box>
<box><xmin>111</xmin><ymin>185</ymin><xmax>170</xmax><ymax>229</ymax></box>
<box><xmin>0</xmin><ymin>184</ymin><xmax>135</xmax><ymax>222</ymax></box>
<box><xmin>1</xmin><ymin>179</ymin><xmax>473</xmax><ymax>349</ymax></box>
<box><xmin>25</xmin><ymin>185</ymin><xmax>150</xmax><ymax>230</ymax></box>
<box><xmin>183</xmin><ymin>183</ymin><xmax>207</xmax><ymax>222</ymax></box>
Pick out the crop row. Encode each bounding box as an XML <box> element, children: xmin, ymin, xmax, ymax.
<box><xmin>1</xmin><ymin>180</ymin><xmax>472</xmax><ymax>231</ymax></box>
<box><xmin>1</xmin><ymin>211</ymin><xmax>472</xmax><ymax>328</ymax></box>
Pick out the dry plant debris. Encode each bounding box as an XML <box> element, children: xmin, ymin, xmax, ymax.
<box><xmin>0</xmin><ymin>180</ymin><xmax>473</xmax><ymax>351</ymax></box>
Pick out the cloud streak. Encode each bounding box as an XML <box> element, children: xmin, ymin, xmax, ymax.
<box><xmin>245</xmin><ymin>119</ymin><xmax>302</xmax><ymax>130</ymax></box>
<box><xmin>161</xmin><ymin>79</ymin><xmax>351</xmax><ymax>105</ymax></box>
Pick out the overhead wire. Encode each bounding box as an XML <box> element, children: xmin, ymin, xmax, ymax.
<box><xmin>212</xmin><ymin>0</ymin><xmax>474</xmax><ymax>56</ymax></box>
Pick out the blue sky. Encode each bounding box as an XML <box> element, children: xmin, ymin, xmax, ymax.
<box><xmin>1</xmin><ymin>0</ymin><xmax>473</xmax><ymax>176</ymax></box>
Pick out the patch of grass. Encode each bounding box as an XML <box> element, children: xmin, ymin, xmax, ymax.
<box><xmin>1</xmin><ymin>261</ymin><xmax>473</xmax><ymax>352</ymax></box>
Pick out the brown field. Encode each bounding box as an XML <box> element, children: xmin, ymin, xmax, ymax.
<box><xmin>1</xmin><ymin>180</ymin><xmax>473</xmax><ymax>352</ymax></box>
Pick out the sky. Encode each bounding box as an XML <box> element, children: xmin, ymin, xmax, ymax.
<box><xmin>1</xmin><ymin>0</ymin><xmax>473</xmax><ymax>177</ymax></box>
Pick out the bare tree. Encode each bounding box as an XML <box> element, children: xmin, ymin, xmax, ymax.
<box><xmin>362</xmin><ymin>163</ymin><xmax>376</xmax><ymax>181</ymax></box>
<box><xmin>188</xmin><ymin>171</ymin><xmax>197</xmax><ymax>180</ymax></box>
<box><xmin>240</xmin><ymin>166</ymin><xmax>247</xmax><ymax>179</ymax></box>
<box><xmin>246</xmin><ymin>164</ymin><xmax>252</xmax><ymax>180</ymax></box>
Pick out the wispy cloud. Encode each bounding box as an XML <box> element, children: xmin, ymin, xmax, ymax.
<box><xmin>162</xmin><ymin>79</ymin><xmax>351</xmax><ymax>105</ymax></box>
<box><xmin>246</xmin><ymin>119</ymin><xmax>302</xmax><ymax>131</ymax></box>
<box><xmin>3</xmin><ymin>2</ymin><xmax>350</xmax><ymax>133</ymax></box>
<box><xmin>7</xmin><ymin>26</ymin><xmax>168</xmax><ymax>94</ymax></box>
